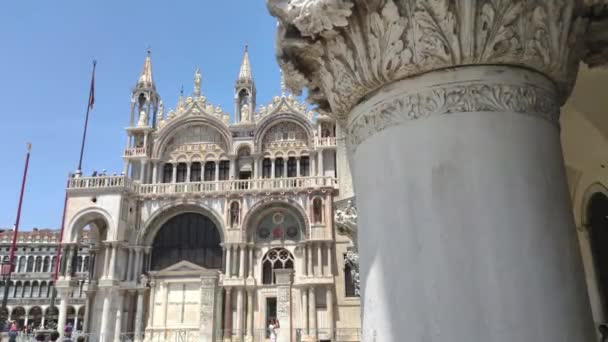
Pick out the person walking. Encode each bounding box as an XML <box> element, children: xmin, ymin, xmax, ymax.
<box><xmin>268</xmin><ymin>318</ymin><xmax>279</xmax><ymax>342</ymax></box>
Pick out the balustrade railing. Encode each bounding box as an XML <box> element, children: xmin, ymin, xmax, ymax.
<box><xmin>68</xmin><ymin>176</ymin><xmax>337</xmax><ymax>196</ymax></box>
<box><xmin>124</xmin><ymin>147</ymin><xmax>147</xmax><ymax>157</ymax></box>
<box><xmin>315</xmin><ymin>136</ymin><xmax>337</xmax><ymax>147</ymax></box>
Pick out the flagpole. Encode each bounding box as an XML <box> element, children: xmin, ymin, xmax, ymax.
<box><xmin>76</xmin><ymin>60</ymin><xmax>97</xmax><ymax>176</ymax></box>
<box><xmin>1</xmin><ymin>143</ymin><xmax>32</xmax><ymax>327</ymax></box>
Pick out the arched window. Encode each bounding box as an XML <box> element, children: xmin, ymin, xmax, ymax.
<box><xmin>176</xmin><ymin>163</ymin><xmax>187</xmax><ymax>183</ymax></box>
<box><xmin>35</xmin><ymin>256</ymin><xmax>42</xmax><ymax>272</ymax></box>
<box><xmin>26</xmin><ymin>256</ymin><xmax>34</xmax><ymax>273</ymax></box>
<box><xmin>18</xmin><ymin>257</ymin><xmax>25</xmax><ymax>273</ymax></box>
<box><xmin>32</xmin><ymin>281</ymin><xmax>39</xmax><ymax>298</ymax></box>
<box><xmin>262</xmin><ymin>248</ymin><xmax>295</xmax><ymax>285</ymax></box>
<box><xmin>589</xmin><ymin>192</ymin><xmax>608</xmax><ymax>315</ymax></box>
<box><xmin>263</xmin><ymin>158</ymin><xmax>272</xmax><ymax>178</ymax></box>
<box><xmin>163</xmin><ymin>164</ymin><xmax>173</xmax><ymax>183</ymax></box>
<box><xmin>219</xmin><ymin>161</ymin><xmax>230</xmax><ymax>181</ymax></box>
<box><xmin>275</xmin><ymin>158</ymin><xmax>284</xmax><ymax>178</ymax></box>
<box><xmin>23</xmin><ymin>281</ymin><xmax>31</xmax><ymax>298</ymax></box>
<box><xmin>300</xmin><ymin>157</ymin><xmax>310</xmax><ymax>177</ymax></box>
<box><xmin>151</xmin><ymin>213</ymin><xmax>222</xmax><ymax>270</ymax></box>
<box><xmin>204</xmin><ymin>162</ymin><xmax>216</xmax><ymax>181</ymax></box>
<box><xmin>43</xmin><ymin>257</ymin><xmax>50</xmax><ymax>273</ymax></box>
<box><xmin>40</xmin><ymin>282</ymin><xmax>48</xmax><ymax>298</ymax></box>
<box><xmin>191</xmin><ymin>162</ymin><xmax>202</xmax><ymax>182</ymax></box>
<box><xmin>287</xmin><ymin>157</ymin><xmax>297</xmax><ymax>177</ymax></box>
<box><xmin>230</xmin><ymin>202</ymin><xmax>240</xmax><ymax>227</ymax></box>
<box><xmin>313</xmin><ymin>198</ymin><xmax>323</xmax><ymax>224</ymax></box>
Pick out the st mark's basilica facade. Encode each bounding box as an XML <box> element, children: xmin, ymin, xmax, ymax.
<box><xmin>56</xmin><ymin>48</ymin><xmax>361</xmax><ymax>342</ymax></box>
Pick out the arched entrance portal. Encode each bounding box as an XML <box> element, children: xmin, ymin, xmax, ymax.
<box><xmin>151</xmin><ymin>213</ymin><xmax>222</xmax><ymax>270</ymax></box>
<box><xmin>590</xmin><ymin>192</ymin><xmax>608</xmax><ymax>317</ymax></box>
<box><xmin>145</xmin><ymin>212</ymin><xmax>223</xmax><ymax>341</ymax></box>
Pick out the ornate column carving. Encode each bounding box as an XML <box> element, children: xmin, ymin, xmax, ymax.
<box><xmin>267</xmin><ymin>1</ymin><xmax>597</xmax><ymax>341</ymax></box>
<box><xmin>200</xmin><ymin>276</ymin><xmax>218</xmax><ymax>342</ymax></box>
<box><xmin>275</xmin><ymin>270</ymin><xmax>294</xmax><ymax>342</ymax></box>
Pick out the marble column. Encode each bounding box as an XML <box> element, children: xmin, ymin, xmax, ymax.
<box><xmin>248</xmin><ymin>246</ymin><xmax>254</xmax><ymax>279</ymax></box>
<box><xmin>296</xmin><ymin>157</ymin><xmax>301</xmax><ymax>177</ymax></box>
<box><xmin>225</xmin><ymin>245</ymin><xmax>232</xmax><ymax>278</ymax></box>
<box><xmin>139</xmin><ymin>161</ymin><xmax>146</xmax><ymax>183</ymax></box>
<box><xmin>301</xmin><ymin>245</ymin><xmax>308</xmax><ymax>277</ymax></box>
<box><xmin>317</xmin><ymin>150</ymin><xmax>323</xmax><ymax>177</ymax></box>
<box><xmin>215</xmin><ymin>161</ymin><xmax>220</xmax><ymax>182</ymax></box>
<box><xmin>146</xmin><ymin>281</ymin><xmax>156</xmax><ymax>328</ymax></box>
<box><xmin>73</xmin><ymin>314</ymin><xmax>79</xmax><ymax>333</ymax></box>
<box><xmin>171</xmin><ymin>164</ymin><xmax>177</xmax><ymax>183</ymax></box>
<box><xmin>134</xmin><ymin>289</ymin><xmax>145</xmax><ymax>342</ymax></box>
<box><xmin>326</xmin><ymin>287</ymin><xmax>334</xmax><ymax>338</ymax></box>
<box><xmin>57</xmin><ymin>289</ymin><xmax>68</xmax><ymax>339</ymax></box>
<box><xmin>239</xmin><ymin>245</ymin><xmax>246</xmax><ymax>279</ymax></box>
<box><xmin>223</xmin><ymin>288</ymin><xmax>232</xmax><ymax>340</ymax></box>
<box><xmin>99</xmin><ymin>290</ymin><xmax>112</xmax><ymax>342</ymax></box>
<box><xmin>301</xmin><ymin>289</ymin><xmax>309</xmax><ymax>336</ymax></box>
<box><xmin>306</xmin><ymin>245</ymin><xmax>313</xmax><ymax>276</ymax></box>
<box><xmin>268</xmin><ymin>1</ymin><xmax>598</xmax><ymax>341</ymax></box>
<box><xmin>108</xmin><ymin>243</ymin><xmax>117</xmax><ymax>280</ymax></box>
<box><xmin>316</xmin><ymin>243</ymin><xmax>323</xmax><ymax>276</ymax></box>
<box><xmin>186</xmin><ymin>162</ymin><xmax>192</xmax><ymax>183</ymax></box>
<box><xmin>82</xmin><ymin>292</ymin><xmax>93</xmax><ymax>333</ymax></box>
<box><xmin>246</xmin><ymin>289</ymin><xmax>254</xmax><ymax>341</ymax></box>
<box><xmin>270</xmin><ymin>158</ymin><xmax>276</xmax><ymax>179</ymax></box>
<box><xmin>236</xmin><ymin>288</ymin><xmax>244</xmax><ymax>339</ymax></box>
<box><xmin>308</xmin><ymin>287</ymin><xmax>317</xmax><ymax>340</ymax></box>
<box><xmin>151</xmin><ymin>162</ymin><xmax>158</xmax><ymax>184</ymax></box>
<box><xmin>114</xmin><ymin>292</ymin><xmax>124</xmax><ymax>342</ymax></box>
<box><xmin>126</xmin><ymin>248</ymin><xmax>133</xmax><ymax>282</ymax></box>
<box><xmin>325</xmin><ymin>243</ymin><xmax>332</xmax><ymax>277</ymax></box>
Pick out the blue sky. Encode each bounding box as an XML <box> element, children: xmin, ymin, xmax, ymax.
<box><xmin>0</xmin><ymin>1</ymin><xmax>289</xmax><ymax>230</ymax></box>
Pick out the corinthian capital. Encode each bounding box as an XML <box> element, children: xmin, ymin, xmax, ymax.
<box><xmin>268</xmin><ymin>0</ymin><xmax>589</xmax><ymax>118</ymax></box>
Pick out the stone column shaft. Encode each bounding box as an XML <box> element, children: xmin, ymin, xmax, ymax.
<box><xmin>326</xmin><ymin>287</ymin><xmax>334</xmax><ymax>337</ymax></box>
<box><xmin>316</xmin><ymin>243</ymin><xmax>323</xmax><ymax>276</ymax></box>
<box><xmin>226</xmin><ymin>246</ymin><xmax>232</xmax><ymax>278</ymax></box>
<box><xmin>126</xmin><ymin>248</ymin><xmax>134</xmax><ymax>282</ymax></box>
<box><xmin>325</xmin><ymin>243</ymin><xmax>332</xmax><ymax>276</ymax></box>
<box><xmin>108</xmin><ymin>244</ymin><xmax>117</xmax><ymax>280</ymax></box>
<box><xmin>302</xmin><ymin>289</ymin><xmax>309</xmax><ymax>335</ymax></box>
<box><xmin>57</xmin><ymin>292</ymin><xmax>68</xmax><ymax>339</ymax></box>
<box><xmin>99</xmin><ymin>291</ymin><xmax>112</xmax><ymax>342</ymax></box>
<box><xmin>224</xmin><ymin>288</ymin><xmax>232</xmax><ymax>338</ymax></box>
<box><xmin>246</xmin><ymin>290</ymin><xmax>254</xmax><ymax>338</ymax></box>
<box><xmin>317</xmin><ymin>150</ymin><xmax>324</xmax><ymax>177</ymax></box>
<box><xmin>306</xmin><ymin>245</ymin><xmax>313</xmax><ymax>276</ymax></box>
<box><xmin>82</xmin><ymin>292</ymin><xmax>93</xmax><ymax>333</ymax></box>
<box><xmin>308</xmin><ymin>287</ymin><xmax>317</xmax><ymax>338</ymax></box>
<box><xmin>236</xmin><ymin>288</ymin><xmax>244</xmax><ymax>337</ymax></box>
<box><xmin>239</xmin><ymin>246</ymin><xmax>246</xmax><ymax>279</ymax></box>
<box><xmin>114</xmin><ymin>292</ymin><xmax>124</xmax><ymax>342</ymax></box>
<box><xmin>248</xmin><ymin>247</ymin><xmax>254</xmax><ymax>278</ymax></box>
<box><xmin>134</xmin><ymin>290</ymin><xmax>145</xmax><ymax>342</ymax></box>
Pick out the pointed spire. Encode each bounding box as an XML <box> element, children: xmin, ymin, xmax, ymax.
<box><xmin>136</xmin><ymin>48</ymin><xmax>155</xmax><ymax>89</ymax></box>
<box><xmin>238</xmin><ymin>45</ymin><xmax>252</xmax><ymax>80</ymax></box>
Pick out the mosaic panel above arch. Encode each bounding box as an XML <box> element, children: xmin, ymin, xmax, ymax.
<box><xmin>163</xmin><ymin>124</ymin><xmax>228</xmax><ymax>160</ymax></box>
<box><xmin>255</xmin><ymin>208</ymin><xmax>302</xmax><ymax>243</ymax></box>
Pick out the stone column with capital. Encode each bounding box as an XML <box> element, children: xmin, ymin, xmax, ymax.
<box><xmin>268</xmin><ymin>1</ymin><xmax>598</xmax><ymax>341</ymax></box>
<box><xmin>245</xmin><ymin>289</ymin><xmax>254</xmax><ymax>342</ymax></box>
<box><xmin>114</xmin><ymin>291</ymin><xmax>124</xmax><ymax>342</ymax></box>
<box><xmin>223</xmin><ymin>288</ymin><xmax>233</xmax><ymax>341</ymax></box>
<box><xmin>99</xmin><ymin>289</ymin><xmax>113</xmax><ymax>342</ymax></box>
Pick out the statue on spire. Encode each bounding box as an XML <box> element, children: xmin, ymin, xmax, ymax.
<box><xmin>193</xmin><ymin>67</ymin><xmax>202</xmax><ymax>97</ymax></box>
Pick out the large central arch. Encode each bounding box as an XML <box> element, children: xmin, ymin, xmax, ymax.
<box><xmin>150</xmin><ymin>212</ymin><xmax>222</xmax><ymax>270</ymax></box>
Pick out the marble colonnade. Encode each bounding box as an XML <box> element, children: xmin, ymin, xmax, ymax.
<box><xmin>267</xmin><ymin>0</ymin><xmax>608</xmax><ymax>340</ymax></box>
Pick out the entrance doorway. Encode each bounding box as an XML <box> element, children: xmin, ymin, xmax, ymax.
<box><xmin>266</xmin><ymin>297</ymin><xmax>277</xmax><ymax>338</ymax></box>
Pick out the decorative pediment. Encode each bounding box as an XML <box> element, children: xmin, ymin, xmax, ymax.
<box><xmin>158</xmin><ymin>96</ymin><xmax>231</xmax><ymax>130</ymax></box>
<box><xmin>152</xmin><ymin>260</ymin><xmax>214</xmax><ymax>277</ymax></box>
<box><xmin>256</xmin><ymin>95</ymin><xmax>314</xmax><ymax>122</ymax></box>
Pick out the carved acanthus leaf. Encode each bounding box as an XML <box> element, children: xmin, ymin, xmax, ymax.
<box><xmin>270</xmin><ymin>0</ymin><xmax>588</xmax><ymax>116</ymax></box>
